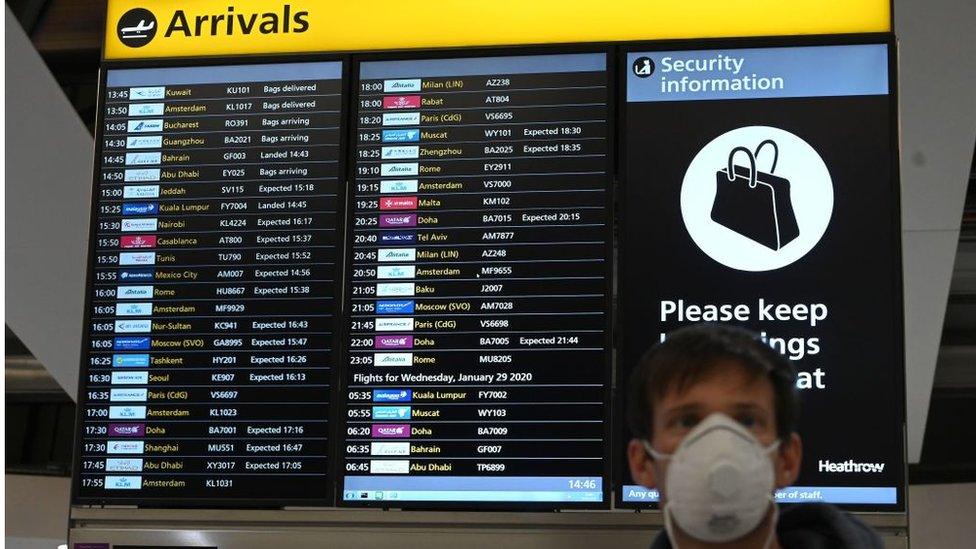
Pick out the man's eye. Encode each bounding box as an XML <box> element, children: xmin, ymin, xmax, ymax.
<box><xmin>678</xmin><ymin>414</ymin><xmax>700</xmax><ymax>428</ymax></box>
<box><xmin>736</xmin><ymin>414</ymin><xmax>758</xmax><ymax>428</ymax></box>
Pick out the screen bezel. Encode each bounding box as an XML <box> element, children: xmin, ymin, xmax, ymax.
<box><xmin>611</xmin><ymin>32</ymin><xmax>906</xmax><ymax>513</ymax></box>
<box><xmin>70</xmin><ymin>32</ymin><xmax>904</xmax><ymax>515</ymax></box>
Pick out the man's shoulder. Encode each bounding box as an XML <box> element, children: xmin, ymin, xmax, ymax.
<box><xmin>778</xmin><ymin>503</ymin><xmax>884</xmax><ymax>549</ymax></box>
<box><xmin>649</xmin><ymin>530</ymin><xmax>671</xmax><ymax>549</ymax></box>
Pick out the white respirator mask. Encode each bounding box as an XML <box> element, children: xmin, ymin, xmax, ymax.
<box><xmin>643</xmin><ymin>413</ymin><xmax>780</xmax><ymax>548</ymax></box>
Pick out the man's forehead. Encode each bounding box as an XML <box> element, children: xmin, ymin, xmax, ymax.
<box><xmin>655</xmin><ymin>360</ymin><xmax>775</xmax><ymax>409</ymax></box>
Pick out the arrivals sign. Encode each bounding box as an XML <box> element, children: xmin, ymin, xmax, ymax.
<box><xmin>103</xmin><ymin>0</ymin><xmax>890</xmax><ymax>59</ymax></box>
<box><xmin>76</xmin><ymin>0</ymin><xmax>901</xmax><ymax>514</ymax></box>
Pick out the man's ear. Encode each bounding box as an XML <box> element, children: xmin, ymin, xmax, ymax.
<box><xmin>775</xmin><ymin>432</ymin><xmax>802</xmax><ymax>488</ymax></box>
<box><xmin>628</xmin><ymin>438</ymin><xmax>658</xmax><ymax>489</ymax></box>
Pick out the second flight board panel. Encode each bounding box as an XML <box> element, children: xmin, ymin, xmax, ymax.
<box><xmin>339</xmin><ymin>52</ymin><xmax>613</xmax><ymax>507</ymax></box>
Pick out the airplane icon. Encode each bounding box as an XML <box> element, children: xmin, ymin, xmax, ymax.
<box><xmin>120</xmin><ymin>19</ymin><xmax>154</xmax><ymax>40</ymax></box>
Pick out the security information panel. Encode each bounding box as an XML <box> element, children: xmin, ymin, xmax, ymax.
<box><xmin>75</xmin><ymin>60</ymin><xmax>345</xmax><ymax>505</ymax></box>
<box><xmin>618</xmin><ymin>43</ymin><xmax>904</xmax><ymax>510</ymax></box>
<box><xmin>339</xmin><ymin>52</ymin><xmax>613</xmax><ymax>507</ymax></box>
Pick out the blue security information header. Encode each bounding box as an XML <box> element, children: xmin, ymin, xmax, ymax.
<box><xmin>627</xmin><ymin>44</ymin><xmax>888</xmax><ymax>102</ymax></box>
<box><xmin>622</xmin><ymin>485</ymin><xmax>898</xmax><ymax>505</ymax></box>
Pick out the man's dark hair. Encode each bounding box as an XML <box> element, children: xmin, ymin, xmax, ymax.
<box><xmin>626</xmin><ymin>324</ymin><xmax>799</xmax><ymax>444</ymax></box>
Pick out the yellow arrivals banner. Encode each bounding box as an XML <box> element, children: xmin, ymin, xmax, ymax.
<box><xmin>104</xmin><ymin>0</ymin><xmax>891</xmax><ymax>60</ymax></box>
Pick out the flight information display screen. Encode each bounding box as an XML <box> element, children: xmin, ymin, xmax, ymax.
<box><xmin>74</xmin><ymin>60</ymin><xmax>345</xmax><ymax>504</ymax></box>
<box><xmin>616</xmin><ymin>42</ymin><xmax>905</xmax><ymax>510</ymax></box>
<box><xmin>338</xmin><ymin>52</ymin><xmax>613</xmax><ymax>507</ymax></box>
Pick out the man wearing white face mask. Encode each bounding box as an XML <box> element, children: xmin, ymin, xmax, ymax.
<box><xmin>626</xmin><ymin>324</ymin><xmax>883</xmax><ymax>549</ymax></box>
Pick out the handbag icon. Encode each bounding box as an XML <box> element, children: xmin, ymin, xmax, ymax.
<box><xmin>710</xmin><ymin>139</ymin><xmax>800</xmax><ymax>251</ymax></box>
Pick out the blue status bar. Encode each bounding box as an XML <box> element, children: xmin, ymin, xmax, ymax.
<box><xmin>622</xmin><ymin>485</ymin><xmax>898</xmax><ymax>505</ymax></box>
<box><xmin>344</xmin><ymin>476</ymin><xmax>603</xmax><ymax>503</ymax></box>
<box><xmin>359</xmin><ymin>53</ymin><xmax>606</xmax><ymax>79</ymax></box>
<box><xmin>106</xmin><ymin>61</ymin><xmax>342</xmax><ymax>87</ymax></box>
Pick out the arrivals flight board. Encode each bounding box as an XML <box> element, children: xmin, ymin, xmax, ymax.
<box><xmin>75</xmin><ymin>60</ymin><xmax>345</xmax><ymax>504</ymax></box>
<box><xmin>74</xmin><ymin>42</ymin><xmax>904</xmax><ymax>513</ymax></box>
<box><xmin>338</xmin><ymin>52</ymin><xmax>613</xmax><ymax>506</ymax></box>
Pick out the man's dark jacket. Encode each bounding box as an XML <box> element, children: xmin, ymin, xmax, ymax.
<box><xmin>650</xmin><ymin>504</ymin><xmax>884</xmax><ymax>548</ymax></box>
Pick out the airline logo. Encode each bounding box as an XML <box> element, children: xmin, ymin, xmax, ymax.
<box><xmin>124</xmin><ymin>168</ymin><xmax>161</xmax><ymax>182</ymax></box>
<box><xmin>117</xmin><ymin>285</ymin><xmax>153</xmax><ymax>299</ymax></box>
<box><xmin>379</xmin><ymin>214</ymin><xmax>417</xmax><ymax>228</ymax></box>
<box><xmin>374</xmin><ymin>352</ymin><xmax>413</xmax><ymax>366</ymax></box>
<box><xmin>114</xmin><ymin>336</ymin><xmax>151</xmax><ymax>350</ymax></box>
<box><xmin>127</xmin><ymin>119</ymin><xmax>163</xmax><ymax>133</ymax></box>
<box><xmin>375</xmin><ymin>335</ymin><xmax>413</xmax><ymax>349</ymax></box>
<box><xmin>372</xmin><ymin>424</ymin><xmax>410</xmax><ymax>438</ymax></box>
<box><xmin>381</xmin><ymin>145</ymin><xmax>419</xmax><ymax>160</ymax></box>
<box><xmin>370</xmin><ymin>459</ymin><xmax>410</xmax><ymax>474</ymax></box>
<box><xmin>380</xmin><ymin>179</ymin><xmax>418</xmax><ymax>193</ymax></box>
<box><xmin>384</xmin><ymin>79</ymin><xmax>422</xmax><ymax>92</ymax></box>
<box><xmin>381</xmin><ymin>162</ymin><xmax>418</xmax><ymax>176</ymax></box>
<box><xmin>375</xmin><ymin>318</ymin><xmax>415</xmax><ymax>332</ymax></box>
<box><xmin>378</xmin><ymin>248</ymin><xmax>416</xmax><ymax>262</ymax></box>
<box><xmin>383</xmin><ymin>95</ymin><xmax>421</xmax><ymax>109</ymax></box>
<box><xmin>376</xmin><ymin>300</ymin><xmax>414</xmax><ymax>315</ymax></box>
<box><xmin>116</xmin><ymin>302</ymin><xmax>152</xmax><ymax>316</ymax></box>
<box><xmin>382</xmin><ymin>112</ymin><xmax>421</xmax><ymax>126</ymax></box>
<box><xmin>114</xmin><ymin>320</ymin><xmax>150</xmax><ymax>333</ymax></box>
<box><xmin>110</xmin><ymin>388</ymin><xmax>148</xmax><ymax>402</ymax></box>
<box><xmin>379</xmin><ymin>231</ymin><xmax>416</xmax><ymax>244</ymax></box>
<box><xmin>373</xmin><ymin>389</ymin><xmax>412</xmax><ymax>402</ymax></box>
<box><xmin>108</xmin><ymin>423</ymin><xmax>146</xmax><ymax>437</ymax></box>
<box><xmin>125</xmin><ymin>152</ymin><xmax>162</xmax><ymax>165</ymax></box>
<box><xmin>380</xmin><ymin>196</ymin><xmax>418</xmax><ymax>210</ymax></box>
<box><xmin>121</xmin><ymin>218</ymin><xmax>158</xmax><ymax>232</ymax></box>
<box><xmin>111</xmin><ymin>371</ymin><xmax>149</xmax><ymax>385</ymax></box>
<box><xmin>130</xmin><ymin>86</ymin><xmax>165</xmax><ymax>100</ymax></box>
<box><xmin>105</xmin><ymin>475</ymin><xmax>143</xmax><ymax>489</ymax></box>
<box><xmin>126</xmin><ymin>135</ymin><xmax>163</xmax><ymax>149</ymax></box>
<box><xmin>109</xmin><ymin>405</ymin><xmax>147</xmax><ymax>419</ymax></box>
<box><xmin>372</xmin><ymin>406</ymin><xmax>412</xmax><ymax>419</ymax></box>
<box><xmin>120</xmin><ymin>235</ymin><xmax>157</xmax><ymax>249</ymax></box>
<box><xmin>122</xmin><ymin>202</ymin><xmax>158</xmax><ymax>215</ymax></box>
<box><xmin>119</xmin><ymin>268</ymin><xmax>155</xmax><ymax>281</ymax></box>
<box><xmin>119</xmin><ymin>252</ymin><xmax>156</xmax><ymax>266</ymax></box>
<box><xmin>382</xmin><ymin>129</ymin><xmax>420</xmax><ymax>143</ymax></box>
<box><xmin>129</xmin><ymin>102</ymin><xmax>165</xmax><ymax>116</ymax></box>
<box><xmin>114</xmin><ymin>320</ymin><xmax>151</xmax><ymax>333</ymax></box>
<box><xmin>376</xmin><ymin>283</ymin><xmax>415</xmax><ymax>297</ymax></box>
<box><xmin>107</xmin><ymin>440</ymin><xmax>145</xmax><ymax>454</ymax></box>
<box><xmin>376</xmin><ymin>265</ymin><xmax>415</xmax><ymax>280</ymax></box>
<box><xmin>371</xmin><ymin>442</ymin><xmax>410</xmax><ymax>456</ymax></box>
<box><xmin>123</xmin><ymin>184</ymin><xmax>160</xmax><ymax>198</ymax></box>
<box><xmin>369</xmin><ymin>444</ymin><xmax>410</xmax><ymax>456</ymax></box>
<box><xmin>105</xmin><ymin>458</ymin><xmax>144</xmax><ymax>472</ymax></box>
<box><xmin>113</xmin><ymin>354</ymin><xmax>150</xmax><ymax>367</ymax></box>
